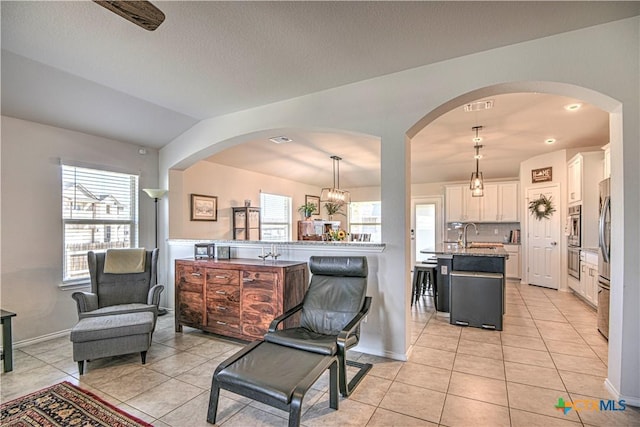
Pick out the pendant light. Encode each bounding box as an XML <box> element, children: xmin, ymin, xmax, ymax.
<box><xmin>320</xmin><ymin>155</ymin><xmax>350</xmax><ymax>204</ymax></box>
<box><xmin>470</xmin><ymin>126</ymin><xmax>484</xmax><ymax>197</ymax></box>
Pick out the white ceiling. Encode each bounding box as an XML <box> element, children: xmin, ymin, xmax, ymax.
<box><xmin>1</xmin><ymin>1</ymin><xmax>636</xmax><ymax>186</ymax></box>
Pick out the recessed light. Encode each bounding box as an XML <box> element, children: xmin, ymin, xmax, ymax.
<box><xmin>545</xmin><ymin>138</ymin><xmax>556</xmax><ymax>145</ymax></box>
<box><xmin>564</xmin><ymin>103</ymin><xmax>582</xmax><ymax>111</ymax></box>
<box><xmin>268</xmin><ymin>136</ymin><xmax>292</xmax><ymax>144</ymax></box>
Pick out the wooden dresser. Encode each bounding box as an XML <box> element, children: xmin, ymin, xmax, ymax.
<box><xmin>175</xmin><ymin>258</ymin><xmax>308</xmax><ymax>341</ymax></box>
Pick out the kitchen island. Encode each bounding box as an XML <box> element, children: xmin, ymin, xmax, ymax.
<box><xmin>421</xmin><ymin>243</ymin><xmax>508</xmax><ymax>330</ymax></box>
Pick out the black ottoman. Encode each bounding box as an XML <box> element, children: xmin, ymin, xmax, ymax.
<box><xmin>207</xmin><ymin>341</ymin><xmax>338</xmax><ymax>427</ymax></box>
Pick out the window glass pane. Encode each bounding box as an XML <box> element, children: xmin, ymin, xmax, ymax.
<box><xmin>349</xmin><ymin>201</ymin><xmax>381</xmax><ymax>243</ymax></box>
<box><xmin>260</xmin><ymin>193</ymin><xmax>291</xmax><ymax>242</ymax></box>
<box><xmin>415</xmin><ymin>203</ymin><xmax>436</xmax><ymax>260</ymax></box>
<box><xmin>62</xmin><ymin>165</ymin><xmax>138</xmax><ymax>281</ymax></box>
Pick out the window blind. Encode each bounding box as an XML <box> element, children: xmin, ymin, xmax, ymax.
<box><xmin>260</xmin><ymin>193</ymin><xmax>291</xmax><ymax>242</ymax></box>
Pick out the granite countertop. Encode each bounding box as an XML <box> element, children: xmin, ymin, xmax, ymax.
<box><xmin>422</xmin><ymin>243</ymin><xmax>509</xmax><ymax>258</ymax></box>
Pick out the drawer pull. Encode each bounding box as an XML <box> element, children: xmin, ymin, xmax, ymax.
<box><xmin>215</xmin><ymin>290</ymin><xmax>226</xmax><ymax>295</ymax></box>
<box><xmin>243</xmin><ymin>278</ymin><xmax>254</xmax><ymax>282</ymax></box>
<box><xmin>216</xmin><ymin>306</ymin><xmax>227</xmax><ymax>311</ymax></box>
<box><xmin>216</xmin><ymin>321</ymin><xmax>227</xmax><ymax>325</ymax></box>
<box><xmin>215</xmin><ymin>275</ymin><xmax>228</xmax><ymax>279</ymax></box>
<box><xmin>191</xmin><ymin>272</ymin><xmax>202</xmax><ymax>277</ymax></box>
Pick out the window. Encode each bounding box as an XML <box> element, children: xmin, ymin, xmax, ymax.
<box><xmin>260</xmin><ymin>193</ymin><xmax>291</xmax><ymax>242</ymax></box>
<box><xmin>349</xmin><ymin>201</ymin><xmax>381</xmax><ymax>243</ymax></box>
<box><xmin>62</xmin><ymin>165</ymin><xmax>139</xmax><ymax>282</ymax></box>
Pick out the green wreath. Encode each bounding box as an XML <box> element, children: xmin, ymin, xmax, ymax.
<box><xmin>529</xmin><ymin>194</ymin><xmax>556</xmax><ymax>220</ymax></box>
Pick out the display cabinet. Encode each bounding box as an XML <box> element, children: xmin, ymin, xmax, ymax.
<box><xmin>232</xmin><ymin>207</ymin><xmax>261</xmax><ymax>240</ymax></box>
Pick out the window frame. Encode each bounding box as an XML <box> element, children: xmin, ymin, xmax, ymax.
<box><xmin>259</xmin><ymin>192</ymin><xmax>292</xmax><ymax>242</ymax></box>
<box><xmin>348</xmin><ymin>200</ymin><xmax>382</xmax><ymax>243</ymax></box>
<box><xmin>62</xmin><ymin>164</ymin><xmax>139</xmax><ymax>284</ymax></box>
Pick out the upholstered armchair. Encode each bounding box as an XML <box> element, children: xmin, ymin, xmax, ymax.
<box><xmin>264</xmin><ymin>255</ymin><xmax>372</xmax><ymax>397</ymax></box>
<box><xmin>72</xmin><ymin>249</ymin><xmax>164</xmax><ymax>321</ymax></box>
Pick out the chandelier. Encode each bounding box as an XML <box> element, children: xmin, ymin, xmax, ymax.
<box><xmin>470</xmin><ymin>126</ymin><xmax>484</xmax><ymax>197</ymax></box>
<box><xmin>321</xmin><ymin>155</ymin><xmax>350</xmax><ymax>204</ymax></box>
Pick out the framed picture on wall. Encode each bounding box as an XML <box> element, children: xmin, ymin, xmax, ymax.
<box><xmin>305</xmin><ymin>195</ymin><xmax>320</xmax><ymax>214</ymax></box>
<box><xmin>190</xmin><ymin>194</ymin><xmax>218</xmax><ymax>221</ymax></box>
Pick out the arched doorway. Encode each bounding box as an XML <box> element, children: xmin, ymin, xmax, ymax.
<box><xmin>406</xmin><ymin>80</ymin><xmax>629</xmax><ymax>400</ymax></box>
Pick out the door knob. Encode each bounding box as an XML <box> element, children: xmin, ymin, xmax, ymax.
<box><xmin>550</xmin><ymin>241</ymin><xmax>557</xmax><ymax>246</ymax></box>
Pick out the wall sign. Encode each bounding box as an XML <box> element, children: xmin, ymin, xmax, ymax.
<box><xmin>531</xmin><ymin>167</ymin><xmax>552</xmax><ymax>183</ymax></box>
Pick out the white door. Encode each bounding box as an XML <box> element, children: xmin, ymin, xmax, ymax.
<box><xmin>411</xmin><ymin>197</ymin><xmax>443</xmax><ymax>262</ymax></box>
<box><xmin>526</xmin><ymin>185</ymin><xmax>561</xmax><ymax>289</ymax></box>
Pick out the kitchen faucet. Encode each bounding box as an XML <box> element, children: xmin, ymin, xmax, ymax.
<box><xmin>462</xmin><ymin>223</ymin><xmax>479</xmax><ymax>248</ymax></box>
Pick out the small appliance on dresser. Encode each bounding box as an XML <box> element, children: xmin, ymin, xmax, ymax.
<box><xmin>597</xmin><ymin>178</ymin><xmax>611</xmax><ymax>339</ymax></box>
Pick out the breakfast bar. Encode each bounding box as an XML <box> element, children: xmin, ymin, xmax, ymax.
<box><xmin>421</xmin><ymin>243</ymin><xmax>509</xmax><ymax>330</ymax></box>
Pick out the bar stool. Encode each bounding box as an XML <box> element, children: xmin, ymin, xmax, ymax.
<box><xmin>412</xmin><ymin>263</ymin><xmax>437</xmax><ymax>307</ymax></box>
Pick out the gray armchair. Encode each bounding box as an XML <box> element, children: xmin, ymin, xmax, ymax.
<box><xmin>72</xmin><ymin>249</ymin><xmax>164</xmax><ymax>321</ymax></box>
<box><xmin>264</xmin><ymin>256</ymin><xmax>372</xmax><ymax>397</ymax></box>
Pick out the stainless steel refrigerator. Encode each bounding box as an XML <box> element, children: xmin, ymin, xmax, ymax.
<box><xmin>597</xmin><ymin>178</ymin><xmax>611</xmax><ymax>339</ymax></box>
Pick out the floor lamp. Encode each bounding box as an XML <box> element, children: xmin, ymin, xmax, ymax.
<box><xmin>143</xmin><ymin>188</ymin><xmax>168</xmax><ymax>315</ymax></box>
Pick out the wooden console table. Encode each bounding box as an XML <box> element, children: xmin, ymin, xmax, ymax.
<box><xmin>1</xmin><ymin>309</ymin><xmax>17</xmax><ymax>372</ymax></box>
<box><xmin>175</xmin><ymin>258</ymin><xmax>308</xmax><ymax>341</ymax></box>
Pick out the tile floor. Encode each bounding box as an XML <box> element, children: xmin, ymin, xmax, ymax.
<box><xmin>2</xmin><ymin>280</ymin><xmax>639</xmax><ymax>426</ymax></box>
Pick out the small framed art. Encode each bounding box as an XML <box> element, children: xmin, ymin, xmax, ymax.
<box><xmin>190</xmin><ymin>194</ymin><xmax>218</xmax><ymax>221</ymax></box>
<box><xmin>305</xmin><ymin>195</ymin><xmax>320</xmax><ymax>215</ymax></box>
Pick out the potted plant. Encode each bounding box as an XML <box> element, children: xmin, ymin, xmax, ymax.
<box><xmin>297</xmin><ymin>202</ymin><xmax>317</xmax><ymax>219</ymax></box>
<box><xmin>324</xmin><ymin>202</ymin><xmax>345</xmax><ymax>220</ymax></box>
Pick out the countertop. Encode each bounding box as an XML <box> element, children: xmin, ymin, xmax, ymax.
<box><xmin>421</xmin><ymin>243</ymin><xmax>509</xmax><ymax>258</ymax></box>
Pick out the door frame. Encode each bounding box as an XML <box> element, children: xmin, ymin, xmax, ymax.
<box><xmin>411</xmin><ymin>196</ymin><xmax>444</xmax><ymax>263</ymax></box>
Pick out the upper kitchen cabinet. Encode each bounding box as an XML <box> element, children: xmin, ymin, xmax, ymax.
<box><xmin>445</xmin><ymin>181</ymin><xmax>519</xmax><ymax>223</ymax></box>
<box><xmin>602</xmin><ymin>143</ymin><xmax>611</xmax><ymax>179</ymax></box>
<box><xmin>568</xmin><ymin>152</ymin><xmax>603</xmax><ymax>206</ymax></box>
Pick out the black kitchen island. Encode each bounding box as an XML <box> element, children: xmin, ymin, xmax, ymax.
<box><xmin>421</xmin><ymin>243</ymin><xmax>509</xmax><ymax>330</ymax></box>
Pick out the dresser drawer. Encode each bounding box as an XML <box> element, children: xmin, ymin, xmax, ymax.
<box><xmin>176</xmin><ymin>265</ymin><xmax>205</xmax><ymax>292</ymax></box>
<box><xmin>242</xmin><ymin>270</ymin><xmax>276</xmax><ymax>289</ymax></box>
<box><xmin>206</xmin><ymin>268</ymin><xmax>239</xmax><ymax>285</ymax></box>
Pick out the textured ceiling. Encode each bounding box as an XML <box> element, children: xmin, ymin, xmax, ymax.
<box><xmin>1</xmin><ymin>1</ymin><xmax>636</xmax><ymax>185</ymax></box>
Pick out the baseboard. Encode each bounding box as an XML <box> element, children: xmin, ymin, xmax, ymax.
<box><xmin>605</xmin><ymin>378</ymin><xmax>640</xmax><ymax>407</ymax></box>
<box><xmin>13</xmin><ymin>329</ymin><xmax>72</xmax><ymax>350</ymax></box>
<box><xmin>353</xmin><ymin>344</ymin><xmax>408</xmax><ymax>362</ymax></box>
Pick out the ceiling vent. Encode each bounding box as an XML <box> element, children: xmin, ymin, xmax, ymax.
<box><xmin>464</xmin><ymin>100</ymin><xmax>494</xmax><ymax>112</ymax></box>
<box><xmin>268</xmin><ymin>136</ymin><xmax>292</xmax><ymax>144</ymax></box>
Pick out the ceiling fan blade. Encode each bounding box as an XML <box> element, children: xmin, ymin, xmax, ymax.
<box><xmin>94</xmin><ymin>1</ymin><xmax>165</xmax><ymax>31</ymax></box>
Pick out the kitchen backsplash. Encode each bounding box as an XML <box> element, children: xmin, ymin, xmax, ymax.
<box><xmin>446</xmin><ymin>222</ymin><xmax>521</xmax><ymax>244</ymax></box>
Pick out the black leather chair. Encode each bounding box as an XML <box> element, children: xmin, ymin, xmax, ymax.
<box><xmin>264</xmin><ymin>256</ymin><xmax>372</xmax><ymax>397</ymax></box>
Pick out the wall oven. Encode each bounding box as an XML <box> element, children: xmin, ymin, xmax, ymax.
<box><xmin>567</xmin><ymin>205</ymin><xmax>581</xmax><ymax>280</ymax></box>
<box><xmin>568</xmin><ymin>246</ymin><xmax>581</xmax><ymax>280</ymax></box>
<box><xmin>567</xmin><ymin>205</ymin><xmax>581</xmax><ymax>247</ymax></box>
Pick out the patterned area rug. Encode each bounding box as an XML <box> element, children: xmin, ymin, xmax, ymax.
<box><xmin>0</xmin><ymin>381</ymin><xmax>153</xmax><ymax>427</ymax></box>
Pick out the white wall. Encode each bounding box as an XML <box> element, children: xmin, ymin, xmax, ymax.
<box><xmin>0</xmin><ymin>116</ymin><xmax>159</xmax><ymax>342</ymax></box>
<box><xmin>169</xmin><ymin>161</ymin><xmax>321</xmax><ymax>240</ymax></box>
<box><xmin>160</xmin><ymin>18</ymin><xmax>640</xmax><ymax>403</ymax></box>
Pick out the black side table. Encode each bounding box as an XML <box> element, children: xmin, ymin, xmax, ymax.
<box><xmin>1</xmin><ymin>309</ymin><xmax>17</xmax><ymax>372</ymax></box>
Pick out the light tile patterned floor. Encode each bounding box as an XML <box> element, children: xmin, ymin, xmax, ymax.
<box><xmin>2</xmin><ymin>280</ymin><xmax>639</xmax><ymax>426</ymax></box>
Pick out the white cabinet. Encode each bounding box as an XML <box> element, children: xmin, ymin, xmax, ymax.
<box><xmin>576</xmin><ymin>250</ymin><xmax>598</xmax><ymax>307</ymax></box>
<box><xmin>504</xmin><ymin>244</ymin><xmax>521</xmax><ymax>279</ymax></box>
<box><xmin>567</xmin><ymin>155</ymin><xmax>582</xmax><ymax>205</ymax></box>
<box><xmin>602</xmin><ymin>143</ymin><xmax>610</xmax><ymax>179</ymax></box>
<box><xmin>445</xmin><ymin>186</ymin><xmax>466</xmax><ymax>222</ymax></box>
<box><xmin>498</xmin><ymin>182</ymin><xmax>519</xmax><ymax>221</ymax></box>
<box><xmin>445</xmin><ymin>181</ymin><xmax>519</xmax><ymax>223</ymax></box>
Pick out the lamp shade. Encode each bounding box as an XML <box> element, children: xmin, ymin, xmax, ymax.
<box><xmin>320</xmin><ymin>187</ymin><xmax>351</xmax><ymax>204</ymax></box>
<box><xmin>142</xmin><ymin>188</ymin><xmax>167</xmax><ymax>199</ymax></box>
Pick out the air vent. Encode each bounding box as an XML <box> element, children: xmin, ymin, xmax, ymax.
<box><xmin>268</xmin><ymin>136</ymin><xmax>292</xmax><ymax>144</ymax></box>
<box><xmin>464</xmin><ymin>100</ymin><xmax>494</xmax><ymax>112</ymax></box>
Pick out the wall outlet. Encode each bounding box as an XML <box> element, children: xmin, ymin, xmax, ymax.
<box><xmin>494</xmin><ymin>228</ymin><xmax>499</xmax><ymax>234</ymax></box>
